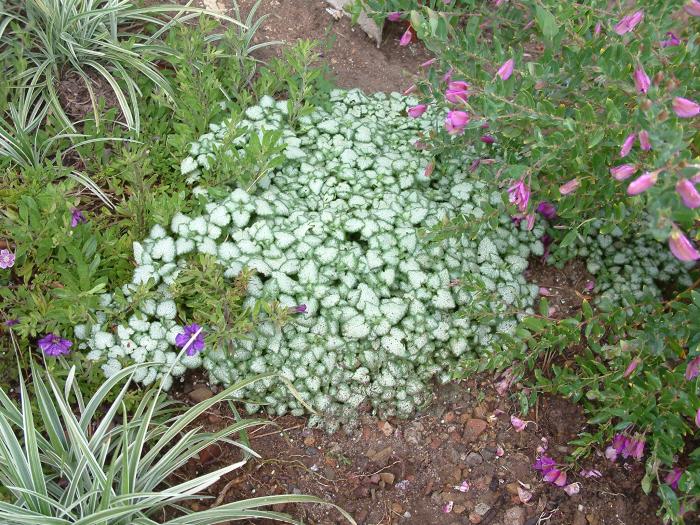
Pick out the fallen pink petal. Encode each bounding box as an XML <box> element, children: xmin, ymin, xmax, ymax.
<box><xmin>639</xmin><ymin>130</ymin><xmax>651</xmax><ymax>150</ymax></box>
<box><xmin>580</xmin><ymin>469</ymin><xmax>602</xmax><ymax>478</ymax></box>
<box><xmin>442</xmin><ymin>501</ymin><xmax>454</xmax><ymax>513</ymax></box>
<box><xmin>510</xmin><ymin>415</ymin><xmax>528</xmax><ymax>432</ymax></box>
<box><xmin>563</xmin><ymin>482</ymin><xmax>580</xmax><ymax>496</ymax></box>
<box><xmin>454</xmin><ymin>480</ymin><xmax>470</xmax><ymax>492</ymax></box>
<box><xmin>518</xmin><ymin>486</ymin><xmax>533</xmax><ymax>503</ymax></box>
<box><xmin>399</xmin><ymin>28</ymin><xmax>413</xmax><ymax>46</ymax></box>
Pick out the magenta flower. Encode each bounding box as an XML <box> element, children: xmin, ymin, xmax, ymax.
<box><xmin>633</xmin><ymin>66</ymin><xmax>650</xmax><ymax>94</ymax></box>
<box><xmin>621</xmin><ymin>437</ymin><xmax>645</xmax><ymax>460</ymax></box>
<box><xmin>696</xmin><ymin>408</ymin><xmax>700</xmax><ymax>428</ymax></box>
<box><xmin>536</xmin><ymin>201</ymin><xmax>557</xmax><ymax>219</ymax></box>
<box><xmin>534</xmin><ymin>457</ymin><xmax>568</xmax><ymax>487</ymax></box>
<box><xmin>175</xmin><ymin>323</ymin><xmax>205</xmax><ymax>356</ymax></box>
<box><xmin>673</xmin><ymin>97</ymin><xmax>700</xmax><ymax>118</ymax></box>
<box><xmin>38</xmin><ymin>333</ymin><xmax>72</xmax><ymax>357</ymax></box>
<box><xmin>669</xmin><ymin>227</ymin><xmax>700</xmax><ymax>262</ymax></box>
<box><xmin>480</xmin><ymin>135</ymin><xmax>495</xmax><ymax>145</ymax></box>
<box><xmin>684</xmin><ymin>0</ymin><xmax>700</xmax><ymax>16</ymax></box>
<box><xmin>399</xmin><ymin>28</ymin><xmax>412</xmax><ymax>46</ymax></box>
<box><xmin>407</xmin><ymin>104</ymin><xmax>427</xmax><ymax>118</ymax></box>
<box><xmin>610</xmin><ymin>164</ymin><xmax>637</xmax><ymax>181</ymax></box>
<box><xmin>387</xmin><ymin>11</ymin><xmax>402</xmax><ymax>22</ymax></box>
<box><xmin>0</xmin><ymin>249</ymin><xmax>15</xmax><ymax>269</ymax></box>
<box><xmin>444</xmin><ymin>110</ymin><xmax>470</xmax><ymax>135</ymax></box>
<box><xmin>639</xmin><ymin>130</ymin><xmax>651</xmax><ymax>151</ymax></box>
<box><xmin>71</xmin><ymin>208</ymin><xmax>87</xmax><ymax>227</ymax></box>
<box><xmin>605</xmin><ymin>434</ymin><xmax>628</xmax><ymax>462</ymax></box>
<box><xmin>623</xmin><ymin>357</ymin><xmax>641</xmax><ymax>378</ymax></box>
<box><xmin>442</xmin><ymin>67</ymin><xmax>454</xmax><ymax>83</ymax></box>
<box><xmin>627</xmin><ymin>171</ymin><xmax>657</xmax><ymax>195</ymax></box>
<box><xmin>665</xmin><ymin>468</ymin><xmax>684</xmax><ymax>490</ymax></box>
<box><xmin>660</xmin><ymin>32</ymin><xmax>680</xmax><ymax>48</ymax></box>
<box><xmin>496</xmin><ymin>58</ymin><xmax>514</xmax><ymax>80</ymax></box>
<box><xmin>686</xmin><ymin>355</ymin><xmax>700</xmax><ymax>380</ymax></box>
<box><xmin>594</xmin><ymin>22</ymin><xmax>602</xmax><ymax>36</ymax></box>
<box><xmin>620</xmin><ymin>133</ymin><xmax>636</xmax><ymax>157</ymax></box>
<box><xmin>676</xmin><ymin>179</ymin><xmax>700</xmax><ymax>208</ymax></box>
<box><xmin>291</xmin><ymin>304</ymin><xmax>307</xmax><ymax>314</ymax></box>
<box><xmin>559</xmin><ymin>178</ymin><xmax>580</xmax><ymax>195</ymax></box>
<box><xmin>445</xmin><ymin>81</ymin><xmax>470</xmax><ymax>103</ymax></box>
<box><xmin>507</xmin><ymin>179</ymin><xmax>530</xmax><ymax>213</ymax></box>
<box><xmin>614</xmin><ymin>10</ymin><xmax>644</xmax><ymax>35</ymax></box>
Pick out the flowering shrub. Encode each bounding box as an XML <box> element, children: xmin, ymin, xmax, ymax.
<box><xmin>354</xmin><ymin>0</ymin><xmax>700</xmax><ymax>521</ymax></box>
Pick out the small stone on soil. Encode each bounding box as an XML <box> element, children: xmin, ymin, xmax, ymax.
<box><xmin>188</xmin><ymin>386</ymin><xmax>214</xmax><ymax>403</ymax></box>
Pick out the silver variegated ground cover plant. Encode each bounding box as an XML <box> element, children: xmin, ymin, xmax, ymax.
<box><xmin>76</xmin><ymin>90</ymin><xmax>547</xmax><ymax>425</ymax></box>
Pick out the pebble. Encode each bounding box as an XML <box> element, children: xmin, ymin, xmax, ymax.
<box><xmin>379</xmin><ymin>421</ymin><xmax>393</xmax><ymax>436</ymax></box>
<box><xmin>379</xmin><ymin>472</ymin><xmax>395</xmax><ymax>484</ymax></box>
<box><xmin>475</xmin><ymin>502</ymin><xmax>491</xmax><ymax>516</ymax></box>
<box><xmin>573</xmin><ymin>511</ymin><xmax>587</xmax><ymax>525</ymax></box>
<box><xmin>188</xmin><ymin>386</ymin><xmax>214</xmax><ymax>403</ymax></box>
<box><xmin>463</xmin><ymin>419</ymin><xmax>488</xmax><ymax>442</ymax></box>
<box><xmin>391</xmin><ymin>502</ymin><xmax>403</xmax><ymax>514</ymax></box>
<box><xmin>469</xmin><ymin>512</ymin><xmax>483</xmax><ymax>524</ymax></box>
<box><xmin>503</xmin><ymin>506</ymin><xmax>526</xmax><ymax>525</ymax></box>
<box><xmin>303</xmin><ymin>435</ymin><xmax>316</xmax><ymax>446</ymax></box>
<box><xmin>465</xmin><ymin>451</ymin><xmax>484</xmax><ymax>466</ymax></box>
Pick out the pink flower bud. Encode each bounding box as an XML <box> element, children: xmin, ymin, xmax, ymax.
<box><xmin>627</xmin><ymin>171</ymin><xmax>657</xmax><ymax>195</ymax></box>
<box><xmin>444</xmin><ymin>110</ymin><xmax>470</xmax><ymax>135</ymax></box>
<box><xmin>525</xmin><ymin>213</ymin><xmax>536</xmax><ymax>231</ymax></box>
<box><xmin>387</xmin><ymin>11</ymin><xmax>402</xmax><ymax>22</ymax></box>
<box><xmin>620</xmin><ymin>133</ymin><xmax>636</xmax><ymax>157</ymax></box>
<box><xmin>442</xmin><ymin>67</ymin><xmax>454</xmax><ymax>83</ymax></box>
<box><xmin>445</xmin><ymin>80</ymin><xmax>470</xmax><ymax>103</ymax></box>
<box><xmin>480</xmin><ymin>134</ymin><xmax>495</xmax><ymax>144</ymax></box>
<box><xmin>676</xmin><ymin>179</ymin><xmax>700</xmax><ymax>208</ymax></box>
<box><xmin>669</xmin><ymin>227</ymin><xmax>700</xmax><ymax>262</ymax></box>
<box><xmin>623</xmin><ymin>357</ymin><xmax>641</xmax><ymax>378</ymax></box>
<box><xmin>684</xmin><ymin>0</ymin><xmax>700</xmax><ymax>16</ymax></box>
<box><xmin>407</xmin><ymin>104</ymin><xmax>428</xmax><ymax>118</ymax></box>
<box><xmin>399</xmin><ymin>28</ymin><xmax>413</xmax><ymax>46</ymax></box>
<box><xmin>610</xmin><ymin>164</ymin><xmax>637</xmax><ymax>181</ymax></box>
<box><xmin>639</xmin><ymin>130</ymin><xmax>651</xmax><ymax>150</ymax></box>
<box><xmin>423</xmin><ymin>162</ymin><xmax>435</xmax><ymax>177</ymax></box>
<box><xmin>496</xmin><ymin>58</ymin><xmax>514</xmax><ymax>80</ymax></box>
<box><xmin>696</xmin><ymin>408</ymin><xmax>700</xmax><ymax>429</ymax></box>
<box><xmin>673</xmin><ymin>97</ymin><xmax>700</xmax><ymax>118</ymax></box>
<box><xmin>403</xmin><ymin>84</ymin><xmax>417</xmax><ymax>95</ymax></box>
<box><xmin>614</xmin><ymin>10</ymin><xmax>644</xmax><ymax>35</ymax></box>
<box><xmin>594</xmin><ymin>22</ymin><xmax>602</xmax><ymax>36</ymax></box>
<box><xmin>420</xmin><ymin>58</ymin><xmax>436</xmax><ymax>68</ymax></box>
<box><xmin>633</xmin><ymin>66</ymin><xmax>650</xmax><ymax>94</ymax></box>
<box><xmin>685</xmin><ymin>355</ymin><xmax>700</xmax><ymax>380</ymax></box>
<box><xmin>559</xmin><ymin>178</ymin><xmax>580</xmax><ymax>195</ymax></box>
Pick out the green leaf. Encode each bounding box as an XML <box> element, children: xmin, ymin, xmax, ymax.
<box><xmin>535</xmin><ymin>6</ymin><xmax>559</xmax><ymax>40</ymax></box>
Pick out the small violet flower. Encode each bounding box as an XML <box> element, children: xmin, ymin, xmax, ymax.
<box><xmin>669</xmin><ymin>227</ymin><xmax>700</xmax><ymax>262</ymax></box>
<box><xmin>676</xmin><ymin>179</ymin><xmax>700</xmax><ymax>208</ymax></box>
<box><xmin>399</xmin><ymin>28</ymin><xmax>412</xmax><ymax>46</ymax></box>
<box><xmin>673</xmin><ymin>97</ymin><xmax>700</xmax><ymax>118</ymax></box>
<box><xmin>620</xmin><ymin>133</ymin><xmax>636</xmax><ymax>157</ymax></box>
<box><xmin>38</xmin><ymin>333</ymin><xmax>72</xmax><ymax>357</ymax></box>
<box><xmin>175</xmin><ymin>323</ymin><xmax>205</xmax><ymax>356</ymax></box>
<box><xmin>605</xmin><ymin>434</ymin><xmax>628</xmax><ymax>462</ymax></box>
<box><xmin>665</xmin><ymin>468</ymin><xmax>684</xmax><ymax>490</ymax></box>
<box><xmin>613</xmin><ymin>10</ymin><xmax>644</xmax><ymax>35</ymax></box>
<box><xmin>496</xmin><ymin>58</ymin><xmax>514</xmax><ymax>80</ymax></box>
<box><xmin>507</xmin><ymin>179</ymin><xmax>530</xmax><ymax>213</ymax></box>
<box><xmin>685</xmin><ymin>355</ymin><xmax>700</xmax><ymax>380</ymax></box>
<box><xmin>660</xmin><ymin>32</ymin><xmax>680</xmax><ymax>48</ymax></box>
<box><xmin>445</xmin><ymin>81</ymin><xmax>470</xmax><ymax>104</ymax></box>
<box><xmin>387</xmin><ymin>11</ymin><xmax>402</xmax><ymax>22</ymax></box>
<box><xmin>639</xmin><ymin>130</ymin><xmax>651</xmax><ymax>151</ymax></box>
<box><xmin>71</xmin><ymin>208</ymin><xmax>87</xmax><ymax>227</ymax></box>
<box><xmin>559</xmin><ymin>178</ymin><xmax>580</xmax><ymax>195</ymax></box>
<box><xmin>534</xmin><ymin>456</ymin><xmax>568</xmax><ymax>487</ymax></box>
<box><xmin>291</xmin><ymin>304</ymin><xmax>308</xmax><ymax>314</ymax></box>
<box><xmin>480</xmin><ymin>134</ymin><xmax>495</xmax><ymax>145</ymax></box>
<box><xmin>684</xmin><ymin>0</ymin><xmax>700</xmax><ymax>16</ymax></box>
<box><xmin>442</xmin><ymin>67</ymin><xmax>454</xmax><ymax>83</ymax></box>
<box><xmin>633</xmin><ymin>66</ymin><xmax>650</xmax><ymax>94</ymax></box>
<box><xmin>610</xmin><ymin>164</ymin><xmax>637</xmax><ymax>181</ymax></box>
<box><xmin>536</xmin><ymin>201</ymin><xmax>557</xmax><ymax>219</ymax></box>
<box><xmin>0</xmin><ymin>249</ymin><xmax>15</xmax><ymax>269</ymax></box>
<box><xmin>627</xmin><ymin>171</ymin><xmax>657</xmax><ymax>195</ymax></box>
<box><xmin>444</xmin><ymin>110</ymin><xmax>470</xmax><ymax>135</ymax></box>
<box><xmin>4</xmin><ymin>319</ymin><xmax>19</xmax><ymax>327</ymax></box>
<box><xmin>407</xmin><ymin>104</ymin><xmax>428</xmax><ymax>118</ymax></box>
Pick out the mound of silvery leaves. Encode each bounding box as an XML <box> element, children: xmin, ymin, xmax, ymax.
<box><xmin>77</xmin><ymin>90</ymin><xmax>546</xmax><ymax>426</ymax></box>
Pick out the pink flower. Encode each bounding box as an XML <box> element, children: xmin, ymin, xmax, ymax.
<box><xmin>510</xmin><ymin>415</ymin><xmax>528</xmax><ymax>432</ymax></box>
<box><xmin>559</xmin><ymin>178</ymin><xmax>580</xmax><ymax>195</ymax></box>
<box><xmin>614</xmin><ymin>10</ymin><xmax>644</xmax><ymax>35</ymax></box>
<box><xmin>496</xmin><ymin>58</ymin><xmax>514</xmax><ymax>80</ymax></box>
<box><xmin>594</xmin><ymin>22</ymin><xmax>602</xmax><ymax>36</ymax></box>
<box><xmin>620</xmin><ymin>133</ymin><xmax>636</xmax><ymax>157</ymax></box>
<box><xmin>442</xmin><ymin>68</ymin><xmax>454</xmax><ymax>82</ymax></box>
<box><xmin>444</xmin><ymin>110</ymin><xmax>470</xmax><ymax>134</ymax></box>
<box><xmin>673</xmin><ymin>97</ymin><xmax>700</xmax><ymax>118</ymax></box>
<box><xmin>685</xmin><ymin>355</ymin><xmax>700</xmax><ymax>380</ymax></box>
<box><xmin>623</xmin><ymin>357</ymin><xmax>641</xmax><ymax>378</ymax></box>
<box><xmin>445</xmin><ymin>81</ymin><xmax>470</xmax><ymax>103</ymax></box>
<box><xmin>684</xmin><ymin>0</ymin><xmax>700</xmax><ymax>16</ymax></box>
<box><xmin>403</xmin><ymin>84</ymin><xmax>417</xmax><ymax>95</ymax></box>
<box><xmin>508</xmin><ymin>179</ymin><xmax>530</xmax><ymax>213</ymax></box>
<box><xmin>676</xmin><ymin>179</ymin><xmax>700</xmax><ymax>208</ymax></box>
<box><xmin>408</xmin><ymin>104</ymin><xmax>428</xmax><ymax>118</ymax></box>
<box><xmin>633</xmin><ymin>66</ymin><xmax>650</xmax><ymax>94</ymax></box>
<box><xmin>0</xmin><ymin>249</ymin><xmax>15</xmax><ymax>269</ymax></box>
<box><xmin>665</xmin><ymin>468</ymin><xmax>684</xmax><ymax>490</ymax></box>
<box><xmin>669</xmin><ymin>227</ymin><xmax>700</xmax><ymax>262</ymax></box>
<box><xmin>399</xmin><ymin>28</ymin><xmax>412</xmax><ymax>46</ymax></box>
<box><xmin>424</xmin><ymin>162</ymin><xmax>435</xmax><ymax>178</ymax></box>
<box><xmin>454</xmin><ymin>480</ymin><xmax>470</xmax><ymax>492</ymax></box>
<box><xmin>627</xmin><ymin>171</ymin><xmax>657</xmax><ymax>195</ymax></box>
<box><xmin>696</xmin><ymin>408</ymin><xmax>700</xmax><ymax>428</ymax></box>
<box><xmin>495</xmin><ymin>367</ymin><xmax>515</xmax><ymax>396</ymax></box>
<box><xmin>420</xmin><ymin>58</ymin><xmax>436</xmax><ymax>68</ymax></box>
<box><xmin>387</xmin><ymin>11</ymin><xmax>402</xmax><ymax>22</ymax></box>
<box><xmin>610</xmin><ymin>164</ymin><xmax>637</xmax><ymax>181</ymax></box>
<box><xmin>639</xmin><ymin>130</ymin><xmax>651</xmax><ymax>150</ymax></box>
<box><xmin>518</xmin><ymin>486</ymin><xmax>533</xmax><ymax>503</ymax></box>
<box><xmin>660</xmin><ymin>32</ymin><xmax>680</xmax><ymax>47</ymax></box>
<box><xmin>480</xmin><ymin>135</ymin><xmax>495</xmax><ymax>144</ymax></box>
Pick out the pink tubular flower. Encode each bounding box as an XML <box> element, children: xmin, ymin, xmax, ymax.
<box><xmin>559</xmin><ymin>178</ymin><xmax>580</xmax><ymax>195</ymax></box>
<box><xmin>594</xmin><ymin>22</ymin><xmax>602</xmax><ymax>36</ymax></box>
<box><xmin>627</xmin><ymin>172</ymin><xmax>657</xmax><ymax>195</ymax></box>
<box><xmin>480</xmin><ymin>134</ymin><xmax>495</xmax><ymax>144</ymax></box>
<box><xmin>669</xmin><ymin>227</ymin><xmax>700</xmax><ymax>262</ymax></box>
<box><xmin>660</xmin><ymin>32</ymin><xmax>680</xmax><ymax>48</ymax></box>
<box><xmin>536</xmin><ymin>201</ymin><xmax>557</xmax><ymax>219</ymax></box>
<box><xmin>686</xmin><ymin>355</ymin><xmax>700</xmax><ymax>380</ymax></box>
<box><xmin>408</xmin><ymin>104</ymin><xmax>428</xmax><ymax>118</ymax></box>
<box><xmin>610</xmin><ymin>164</ymin><xmax>637</xmax><ymax>181</ymax></box>
<box><xmin>677</xmin><ymin>179</ymin><xmax>700</xmax><ymax>208</ymax></box>
<box><xmin>639</xmin><ymin>130</ymin><xmax>651</xmax><ymax>151</ymax></box>
<box><xmin>620</xmin><ymin>133</ymin><xmax>636</xmax><ymax>157</ymax></box>
<box><xmin>696</xmin><ymin>408</ymin><xmax>700</xmax><ymax>428</ymax></box>
<box><xmin>684</xmin><ymin>0</ymin><xmax>700</xmax><ymax>16</ymax></box>
<box><xmin>444</xmin><ymin>110</ymin><xmax>470</xmax><ymax>135</ymax></box>
<box><xmin>399</xmin><ymin>28</ymin><xmax>412</xmax><ymax>46</ymax></box>
<box><xmin>665</xmin><ymin>468</ymin><xmax>684</xmax><ymax>490</ymax></box>
<box><xmin>387</xmin><ymin>11</ymin><xmax>402</xmax><ymax>22</ymax></box>
<box><xmin>614</xmin><ymin>10</ymin><xmax>644</xmax><ymax>35</ymax></box>
<box><xmin>442</xmin><ymin>67</ymin><xmax>454</xmax><ymax>83</ymax></box>
<box><xmin>507</xmin><ymin>179</ymin><xmax>530</xmax><ymax>213</ymax></box>
<box><xmin>624</xmin><ymin>357</ymin><xmax>641</xmax><ymax>378</ymax></box>
<box><xmin>0</xmin><ymin>249</ymin><xmax>15</xmax><ymax>269</ymax></box>
<box><xmin>445</xmin><ymin>81</ymin><xmax>470</xmax><ymax>103</ymax></box>
<box><xmin>633</xmin><ymin>66</ymin><xmax>650</xmax><ymax>94</ymax></box>
<box><xmin>403</xmin><ymin>84</ymin><xmax>417</xmax><ymax>96</ymax></box>
<box><xmin>496</xmin><ymin>58</ymin><xmax>514</xmax><ymax>80</ymax></box>
<box><xmin>673</xmin><ymin>97</ymin><xmax>700</xmax><ymax>118</ymax></box>
<box><xmin>420</xmin><ymin>58</ymin><xmax>436</xmax><ymax>68</ymax></box>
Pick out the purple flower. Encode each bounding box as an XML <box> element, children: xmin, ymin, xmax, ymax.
<box><xmin>496</xmin><ymin>58</ymin><xmax>514</xmax><ymax>80</ymax></box>
<box><xmin>620</xmin><ymin>133</ymin><xmax>636</xmax><ymax>157</ymax></box>
<box><xmin>676</xmin><ymin>179</ymin><xmax>700</xmax><ymax>208</ymax></box>
<box><xmin>685</xmin><ymin>355</ymin><xmax>700</xmax><ymax>380</ymax></box>
<box><xmin>536</xmin><ymin>201</ymin><xmax>557</xmax><ymax>219</ymax></box>
<box><xmin>291</xmin><ymin>304</ymin><xmax>307</xmax><ymax>314</ymax></box>
<box><xmin>584</xmin><ymin>279</ymin><xmax>595</xmax><ymax>292</ymax></box>
<box><xmin>507</xmin><ymin>179</ymin><xmax>530</xmax><ymax>213</ymax></box>
<box><xmin>614</xmin><ymin>10</ymin><xmax>644</xmax><ymax>35</ymax></box>
<box><xmin>533</xmin><ymin>455</ymin><xmax>556</xmax><ymax>472</ymax></box>
<box><xmin>445</xmin><ymin>81</ymin><xmax>470</xmax><ymax>103</ymax></box>
<box><xmin>38</xmin><ymin>333</ymin><xmax>72</xmax><ymax>357</ymax></box>
<box><xmin>469</xmin><ymin>159</ymin><xmax>480</xmax><ymax>173</ymax></box>
<box><xmin>627</xmin><ymin>171</ymin><xmax>657</xmax><ymax>195</ymax></box>
<box><xmin>407</xmin><ymin>104</ymin><xmax>428</xmax><ymax>118</ymax></box>
<box><xmin>175</xmin><ymin>323</ymin><xmax>205</xmax><ymax>356</ymax></box>
<box><xmin>623</xmin><ymin>357</ymin><xmax>641</xmax><ymax>378</ymax></box>
<box><xmin>669</xmin><ymin>227</ymin><xmax>700</xmax><ymax>262</ymax></box>
<box><xmin>660</xmin><ymin>32</ymin><xmax>680</xmax><ymax>48</ymax></box>
<box><xmin>580</xmin><ymin>469</ymin><xmax>602</xmax><ymax>478</ymax></box>
<box><xmin>399</xmin><ymin>28</ymin><xmax>412</xmax><ymax>46</ymax></box>
<box><xmin>639</xmin><ymin>130</ymin><xmax>651</xmax><ymax>151</ymax></box>
<box><xmin>610</xmin><ymin>164</ymin><xmax>637</xmax><ymax>181</ymax></box>
<box><xmin>633</xmin><ymin>66</ymin><xmax>650</xmax><ymax>94</ymax></box>
<box><xmin>684</xmin><ymin>0</ymin><xmax>700</xmax><ymax>16</ymax></box>
<box><xmin>622</xmin><ymin>438</ymin><xmax>645</xmax><ymax>460</ymax></box>
<box><xmin>606</xmin><ymin>434</ymin><xmax>629</xmax><ymax>462</ymax></box>
<box><xmin>673</xmin><ymin>97</ymin><xmax>700</xmax><ymax>118</ymax></box>
<box><xmin>543</xmin><ymin>468</ymin><xmax>568</xmax><ymax>487</ymax></box>
<box><xmin>665</xmin><ymin>468</ymin><xmax>684</xmax><ymax>490</ymax></box>
<box><xmin>0</xmin><ymin>249</ymin><xmax>15</xmax><ymax>269</ymax></box>
<box><xmin>387</xmin><ymin>11</ymin><xmax>402</xmax><ymax>22</ymax></box>
<box><xmin>4</xmin><ymin>319</ymin><xmax>19</xmax><ymax>327</ymax></box>
<box><xmin>70</xmin><ymin>208</ymin><xmax>87</xmax><ymax>227</ymax></box>
<box><xmin>480</xmin><ymin>134</ymin><xmax>495</xmax><ymax>145</ymax></box>
<box><xmin>559</xmin><ymin>178</ymin><xmax>580</xmax><ymax>195</ymax></box>
<box><xmin>444</xmin><ymin>110</ymin><xmax>470</xmax><ymax>135</ymax></box>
